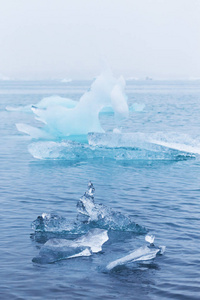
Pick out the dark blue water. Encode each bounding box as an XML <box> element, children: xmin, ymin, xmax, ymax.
<box><xmin>0</xmin><ymin>80</ymin><xmax>200</xmax><ymax>299</ymax></box>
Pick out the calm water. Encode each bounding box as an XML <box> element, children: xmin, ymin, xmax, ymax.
<box><xmin>0</xmin><ymin>79</ymin><xmax>200</xmax><ymax>299</ymax></box>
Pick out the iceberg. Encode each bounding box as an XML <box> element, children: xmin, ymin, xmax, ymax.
<box><xmin>6</xmin><ymin>96</ymin><xmax>77</xmax><ymax>113</ymax></box>
<box><xmin>106</xmin><ymin>235</ymin><xmax>165</xmax><ymax>270</ymax></box>
<box><xmin>33</xmin><ymin>228</ymin><xmax>108</xmax><ymax>264</ymax></box>
<box><xmin>16</xmin><ymin>70</ymin><xmax>129</xmax><ymax>139</ymax></box>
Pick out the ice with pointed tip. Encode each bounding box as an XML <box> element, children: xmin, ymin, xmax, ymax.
<box><xmin>32</xmin><ymin>182</ymin><xmax>146</xmax><ymax>234</ymax></box>
<box><xmin>76</xmin><ymin>182</ymin><xmax>146</xmax><ymax>232</ymax></box>
<box><xmin>145</xmin><ymin>234</ymin><xmax>155</xmax><ymax>245</ymax></box>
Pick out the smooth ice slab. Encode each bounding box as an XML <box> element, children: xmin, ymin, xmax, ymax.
<box><xmin>106</xmin><ymin>246</ymin><xmax>160</xmax><ymax>270</ymax></box>
<box><xmin>44</xmin><ymin>228</ymin><xmax>108</xmax><ymax>253</ymax></box>
<box><xmin>106</xmin><ymin>235</ymin><xmax>165</xmax><ymax>270</ymax></box>
<box><xmin>33</xmin><ymin>228</ymin><xmax>108</xmax><ymax>263</ymax></box>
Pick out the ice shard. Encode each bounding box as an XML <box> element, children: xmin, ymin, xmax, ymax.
<box><xmin>33</xmin><ymin>228</ymin><xmax>108</xmax><ymax>264</ymax></box>
<box><xmin>106</xmin><ymin>235</ymin><xmax>165</xmax><ymax>270</ymax></box>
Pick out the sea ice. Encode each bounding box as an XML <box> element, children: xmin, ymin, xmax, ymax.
<box><xmin>16</xmin><ymin>70</ymin><xmax>129</xmax><ymax>139</ymax></box>
<box><xmin>106</xmin><ymin>235</ymin><xmax>165</xmax><ymax>270</ymax></box>
<box><xmin>32</xmin><ymin>182</ymin><xmax>146</xmax><ymax>234</ymax></box>
<box><xmin>76</xmin><ymin>182</ymin><xmax>146</xmax><ymax>232</ymax></box>
<box><xmin>33</xmin><ymin>228</ymin><xmax>108</xmax><ymax>263</ymax></box>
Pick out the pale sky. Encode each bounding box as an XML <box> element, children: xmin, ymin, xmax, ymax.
<box><xmin>0</xmin><ymin>0</ymin><xmax>200</xmax><ymax>79</ymax></box>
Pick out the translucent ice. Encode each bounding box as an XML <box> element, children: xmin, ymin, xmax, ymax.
<box><xmin>33</xmin><ymin>228</ymin><xmax>108</xmax><ymax>263</ymax></box>
<box><xmin>32</xmin><ymin>182</ymin><xmax>146</xmax><ymax>234</ymax></box>
<box><xmin>28</xmin><ymin>133</ymin><xmax>196</xmax><ymax>161</ymax></box>
<box><xmin>106</xmin><ymin>246</ymin><xmax>160</xmax><ymax>270</ymax></box>
<box><xmin>44</xmin><ymin>228</ymin><xmax>108</xmax><ymax>253</ymax></box>
<box><xmin>145</xmin><ymin>234</ymin><xmax>155</xmax><ymax>245</ymax></box>
<box><xmin>106</xmin><ymin>236</ymin><xmax>165</xmax><ymax>270</ymax></box>
<box><xmin>17</xmin><ymin>70</ymin><xmax>129</xmax><ymax>139</ymax></box>
<box><xmin>6</xmin><ymin>96</ymin><xmax>77</xmax><ymax>113</ymax></box>
<box><xmin>31</xmin><ymin>213</ymin><xmax>72</xmax><ymax>232</ymax></box>
<box><xmin>76</xmin><ymin>182</ymin><xmax>146</xmax><ymax>232</ymax></box>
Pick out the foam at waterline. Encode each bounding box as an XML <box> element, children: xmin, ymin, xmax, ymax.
<box><xmin>16</xmin><ymin>70</ymin><xmax>129</xmax><ymax>139</ymax></box>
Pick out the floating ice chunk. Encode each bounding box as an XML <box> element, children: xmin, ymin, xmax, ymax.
<box><xmin>33</xmin><ymin>245</ymin><xmax>92</xmax><ymax>264</ymax></box>
<box><xmin>145</xmin><ymin>234</ymin><xmax>155</xmax><ymax>245</ymax></box>
<box><xmin>106</xmin><ymin>235</ymin><xmax>165</xmax><ymax>270</ymax></box>
<box><xmin>31</xmin><ymin>213</ymin><xmax>72</xmax><ymax>232</ymax></box>
<box><xmin>33</xmin><ymin>228</ymin><xmax>108</xmax><ymax>263</ymax></box>
<box><xmin>76</xmin><ymin>182</ymin><xmax>146</xmax><ymax>233</ymax></box>
<box><xmin>44</xmin><ymin>228</ymin><xmax>108</xmax><ymax>253</ymax></box>
<box><xmin>106</xmin><ymin>246</ymin><xmax>160</xmax><ymax>270</ymax></box>
<box><xmin>32</xmin><ymin>182</ymin><xmax>146</xmax><ymax>234</ymax></box>
<box><xmin>16</xmin><ymin>71</ymin><xmax>129</xmax><ymax>139</ymax></box>
<box><xmin>28</xmin><ymin>137</ymin><xmax>195</xmax><ymax>161</ymax></box>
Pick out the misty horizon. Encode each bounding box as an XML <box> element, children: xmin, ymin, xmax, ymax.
<box><xmin>0</xmin><ymin>0</ymin><xmax>200</xmax><ymax>80</ymax></box>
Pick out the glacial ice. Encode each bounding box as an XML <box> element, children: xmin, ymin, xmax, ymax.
<box><xmin>106</xmin><ymin>235</ymin><xmax>165</xmax><ymax>270</ymax></box>
<box><xmin>44</xmin><ymin>228</ymin><xmax>108</xmax><ymax>253</ymax></box>
<box><xmin>32</xmin><ymin>213</ymin><xmax>72</xmax><ymax>232</ymax></box>
<box><xmin>32</xmin><ymin>182</ymin><xmax>146</xmax><ymax>234</ymax></box>
<box><xmin>6</xmin><ymin>96</ymin><xmax>77</xmax><ymax>113</ymax></box>
<box><xmin>7</xmin><ymin>96</ymin><xmax>143</xmax><ymax>115</ymax></box>
<box><xmin>32</xmin><ymin>228</ymin><xmax>108</xmax><ymax>264</ymax></box>
<box><xmin>76</xmin><ymin>182</ymin><xmax>146</xmax><ymax>232</ymax></box>
<box><xmin>28</xmin><ymin>133</ymin><xmax>196</xmax><ymax>161</ymax></box>
<box><xmin>31</xmin><ymin>183</ymin><xmax>166</xmax><ymax>267</ymax></box>
<box><xmin>16</xmin><ymin>70</ymin><xmax>129</xmax><ymax>139</ymax></box>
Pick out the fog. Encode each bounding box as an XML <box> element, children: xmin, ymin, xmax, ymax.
<box><xmin>0</xmin><ymin>0</ymin><xmax>200</xmax><ymax>79</ymax></box>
